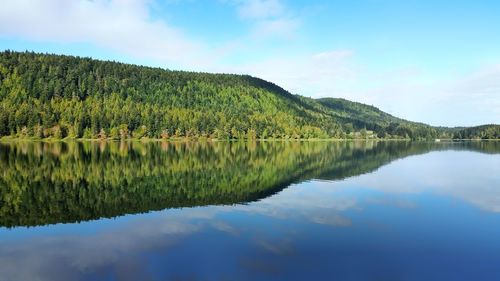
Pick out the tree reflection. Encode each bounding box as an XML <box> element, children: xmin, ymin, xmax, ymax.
<box><xmin>0</xmin><ymin>140</ymin><xmax>497</xmax><ymax>227</ymax></box>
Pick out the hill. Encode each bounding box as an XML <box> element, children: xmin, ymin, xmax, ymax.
<box><xmin>0</xmin><ymin>50</ymin><xmax>496</xmax><ymax>140</ymax></box>
<box><xmin>452</xmin><ymin>125</ymin><xmax>500</xmax><ymax>139</ymax></box>
<box><xmin>316</xmin><ymin>97</ymin><xmax>439</xmax><ymax>139</ymax></box>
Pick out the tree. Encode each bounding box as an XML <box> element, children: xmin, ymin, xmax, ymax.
<box><xmin>160</xmin><ymin>129</ymin><xmax>170</xmax><ymax>139</ymax></box>
<box><xmin>109</xmin><ymin>127</ymin><xmax>119</xmax><ymax>140</ymax></box>
<box><xmin>246</xmin><ymin>128</ymin><xmax>257</xmax><ymax>140</ymax></box>
<box><xmin>98</xmin><ymin>128</ymin><xmax>107</xmax><ymax>139</ymax></box>
<box><xmin>119</xmin><ymin>124</ymin><xmax>129</xmax><ymax>139</ymax></box>
<box><xmin>83</xmin><ymin>128</ymin><xmax>93</xmax><ymax>139</ymax></box>
<box><xmin>360</xmin><ymin>128</ymin><xmax>367</xmax><ymax>139</ymax></box>
<box><xmin>133</xmin><ymin>125</ymin><xmax>148</xmax><ymax>139</ymax></box>
<box><xmin>344</xmin><ymin>123</ymin><xmax>354</xmax><ymax>134</ymax></box>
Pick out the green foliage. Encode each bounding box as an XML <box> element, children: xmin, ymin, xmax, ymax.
<box><xmin>133</xmin><ymin>125</ymin><xmax>148</xmax><ymax>139</ymax></box>
<box><xmin>109</xmin><ymin>127</ymin><xmax>119</xmax><ymax>140</ymax></box>
<box><xmin>0</xmin><ymin>51</ymin><xmax>338</xmax><ymax>139</ymax></box>
<box><xmin>317</xmin><ymin>98</ymin><xmax>446</xmax><ymax>140</ymax></box>
<box><xmin>82</xmin><ymin>128</ymin><xmax>93</xmax><ymax>139</ymax></box>
<box><xmin>0</xmin><ymin>51</ymin><xmax>497</xmax><ymax>140</ymax></box>
<box><xmin>452</xmin><ymin>125</ymin><xmax>500</xmax><ymax>139</ymax></box>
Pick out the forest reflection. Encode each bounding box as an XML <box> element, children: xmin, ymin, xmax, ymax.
<box><xmin>0</xmin><ymin>140</ymin><xmax>498</xmax><ymax>227</ymax></box>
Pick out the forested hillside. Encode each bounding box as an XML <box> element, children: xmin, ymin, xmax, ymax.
<box><xmin>0</xmin><ymin>51</ymin><xmax>497</xmax><ymax>140</ymax></box>
<box><xmin>452</xmin><ymin>125</ymin><xmax>500</xmax><ymax>139</ymax></box>
<box><xmin>317</xmin><ymin>98</ymin><xmax>440</xmax><ymax>139</ymax></box>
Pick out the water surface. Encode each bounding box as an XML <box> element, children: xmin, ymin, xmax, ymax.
<box><xmin>0</xmin><ymin>141</ymin><xmax>499</xmax><ymax>280</ymax></box>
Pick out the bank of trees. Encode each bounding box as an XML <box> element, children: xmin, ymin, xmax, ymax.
<box><xmin>452</xmin><ymin>125</ymin><xmax>500</xmax><ymax>139</ymax></box>
<box><xmin>0</xmin><ymin>51</ymin><xmax>495</xmax><ymax>140</ymax></box>
<box><xmin>0</xmin><ymin>51</ymin><xmax>342</xmax><ymax>139</ymax></box>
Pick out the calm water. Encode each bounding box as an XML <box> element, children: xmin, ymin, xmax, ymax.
<box><xmin>0</xmin><ymin>140</ymin><xmax>499</xmax><ymax>281</ymax></box>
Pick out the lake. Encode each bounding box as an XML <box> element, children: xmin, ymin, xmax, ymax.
<box><xmin>0</xmin><ymin>140</ymin><xmax>499</xmax><ymax>281</ymax></box>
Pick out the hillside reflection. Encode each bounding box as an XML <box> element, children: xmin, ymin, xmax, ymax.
<box><xmin>0</xmin><ymin>140</ymin><xmax>498</xmax><ymax>227</ymax></box>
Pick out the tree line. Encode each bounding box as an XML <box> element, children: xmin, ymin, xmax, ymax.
<box><xmin>0</xmin><ymin>51</ymin><xmax>497</xmax><ymax>140</ymax></box>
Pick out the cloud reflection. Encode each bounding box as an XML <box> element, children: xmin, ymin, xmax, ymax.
<box><xmin>353</xmin><ymin>151</ymin><xmax>500</xmax><ymax>212</ymax></box>
<box><xmin>0</xmin><ymin>213</ymin><xmax>202</xmax><ymax>281</ymax></box>
<box><xmin>0</xmin><ymin>149</ymin><xmax>499</xmax><ymax>280</ymax></box>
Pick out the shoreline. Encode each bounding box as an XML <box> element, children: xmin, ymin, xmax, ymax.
<box><xmin>0</xmin><ymin>137</ymin><xmax>497</xmax><ymax>143</ymax></box>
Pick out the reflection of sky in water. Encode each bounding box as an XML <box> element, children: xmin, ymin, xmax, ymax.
<box><xmin>1</xmin><ymin>150</ymin><xmax>500</xmax><ymax>280</ymax></box>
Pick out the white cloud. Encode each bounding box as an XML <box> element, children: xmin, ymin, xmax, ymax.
<box><xmin>0</xmin><ymin>0</ymin><xmax>302</xmax><ymax>67</ymax></box>
<box><xmin>434</xmin><ymin>65</ymin><xmax>500</xmax><ymax>125</ymax></box>
<box><xmin>227</xmin><ymin>49</ymin><xmax>358</xmax><ymax>97</ymax></box>
<box><xmin>0</xmin><ymin>0</ymin><xmax>205</xmax><ymax>67</ymax></box>
<box><xmin>230</xmin><ymin>0</ymin><xmax>300</xmax><ymax>39</ymax></box>
<box><xmin>449</xmin><ymin>64</ymin><xmax>500</xmax><ymax>96</ymax></box>
<box><xmin>237</xmin><ymin>0</ymin><xmax>284</xmax><ymax>19</ymax></box>
<box><xmin>251</xmin><ymin>17</ymin><xmax>299</xmax><ymax>39</ymax></box>
<box><xmin>358</xmin><ymin>64</ymin><xmax>500</xmax><ymax>126</ymax></box>
<box><xmin>312</xmin><ymin>50</ymin><xmax>354</xmax><ymax>60</ymax></box>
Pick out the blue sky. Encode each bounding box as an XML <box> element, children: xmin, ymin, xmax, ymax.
<box><xmin>0</xmin><ymin>0</ymin><xmax>499</xmax><ymax>126</ymax></box>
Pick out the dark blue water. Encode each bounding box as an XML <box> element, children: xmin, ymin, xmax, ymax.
<box><xmin>0</xmin><ymin>141</ymin><xmax>499</xmax><ymax>280</ymax></box>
